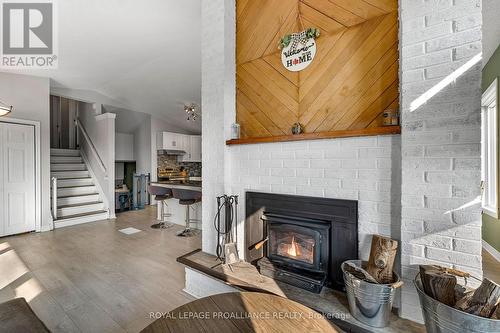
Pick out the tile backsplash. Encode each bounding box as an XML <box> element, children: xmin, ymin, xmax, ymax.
<box><xmin>157</xmin><ymin>154</ymin><xmax>177</xmax><ymax>169</ymax></box>
<box><xmin>178</xmin><ymin>162</ymin><xmax>202</xmax><ymax>176</ymax></box>
<box><xmin>157</xmin><ymin>153</ymin><xmax>202</xmax><ymax>177</ymax></box>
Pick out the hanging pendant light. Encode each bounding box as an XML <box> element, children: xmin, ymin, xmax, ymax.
<box><xmin>0</xmin><ymin>100</ymin><xmax>13</xmax><ymax>116</ymax></box>
<box><xmin>184</xmin><ymin>104</ymin><xmax>200</xmax><ymax>121</ymax></box>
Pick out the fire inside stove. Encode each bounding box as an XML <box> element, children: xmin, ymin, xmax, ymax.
<box><xmin>272</xmin><ymin>232</ymin><xmax>315</xmax><ymax>265</ymax></box>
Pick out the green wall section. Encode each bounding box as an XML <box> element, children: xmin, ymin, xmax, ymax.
<box><xmin>483</xmin><ymin>45</ymin><xmax>500</xmax><ymax>91</ymax></box>
<box><xmin>483</xmin><ymin>213</ymin><xmax>500</xmax><ymax>251</ymax></box>
<box><xmin>482</xmin><ymin>44</ymin><xmax>500</xmax><ymax>252</ymax></box>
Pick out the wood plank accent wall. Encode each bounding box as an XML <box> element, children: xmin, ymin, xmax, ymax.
<box><xmin>235</xmin><ymin>0</ymin><xmax>399</xmax><ymax>142</ymax></box>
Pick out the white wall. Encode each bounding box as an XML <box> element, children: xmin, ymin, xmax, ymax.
<box><xmin>134</xmin><ymin>116</ymin><xmax>152</xmax><ymax>175</ymax></box>
<box><xmin>399</xmin><ymin>0</ymin><xmax>483</xmax><ymax>322</ymax></box>
<box><xmin>0</xmin><ymin>73</ymin><xmax>51</xmax><ymax>229</ymax></box>
<box><xmin>78</xmin><ymin>102</ymin><xmax>116</xmax><ymax>216</ymax></box>
<box><xmin>115</xmin><ymin>132</ymin><xmax>134</xmax><ymax>161</ymax></box>
<box><xmin>226</xmin><ymin>137</ymin><xmax>401</xmax><ymax>261</ymax></box>
<box><xmin>201</xmin><ymin>0</ymin><xmax>235</xmax><ymax>254</ymax></box>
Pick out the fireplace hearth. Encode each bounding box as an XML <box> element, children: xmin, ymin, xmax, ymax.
<box><xmin>245</xmin><ymin>192</ymin><xmax>358</xmax><ymax>293</ymax></box>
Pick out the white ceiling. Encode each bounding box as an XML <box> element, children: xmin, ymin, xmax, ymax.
<box><xmin>6</xmin><ymin>0</ymin><xmax>201</xmax><ymax>133</ymax></box>
<box><xmin>105</xmin><ymin>106</ymin><xmax>150</xmax><ymax>134</ymax></box>
<box><xmin>483</xmin><ymin>0</ymin><xmax>500</xmax><ymax>66</ymax></box>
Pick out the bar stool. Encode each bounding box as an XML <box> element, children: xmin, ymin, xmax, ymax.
<box><xmin>172</xmin><ymin>189</ymin><xmax>201</xmax><ymax>237</ymax></box>
<box><xmin>148</xmin><ymin>185</ymin><xmax>174</xmax><ymax>229</ymax></box>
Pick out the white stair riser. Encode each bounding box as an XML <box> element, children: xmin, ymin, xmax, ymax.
<box><xmin>51</xmin><ymin>171</ymin><xmax>89</xmax><ymax>179</ymax></box>
<box><xmin>51</xmin><ymin>164</ymin><xmax>86</xmax><ymax>171</ymax></box>
<box><xmin>55</xmin><ymin>212</ymin><xmax>109</xmax><ymax>228</ymax></box>
<box><xmin>57</xmin><ymin>203</ymin><xmax>105</xmax><ymax>217</ymax></box>
<box><xmin>58</xmin><ymin>186</ymin><xmax>97</xmax><ymax>197</ymax></box>
<box><xmin>50</xmin><ymin>148</ymin><xmax>109</xmax><ymax>229</ymax></box>
<box><xmin>51</xmin><ymin>156</ymin><xmax>83</xmax><ymax>163</ymax></box>
<box><xmin>57</xmin><ymin>194</ymin><xmax>100</xmax><ymax>206</ymax></box>
<box><xmin>58</xmin><ymin>178</ymin><xmax>94</xmax><ymax>188</ymax></box>
<box><xmin>50</xmin><ymin>149</ymin><xmax>80</xmax><ymax>157</ymax></box>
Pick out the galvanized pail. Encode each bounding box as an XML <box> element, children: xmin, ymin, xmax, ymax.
<box><xmin>414</xmin><ymin>274</ymin><xmax>500</xmax><ymax>333</ymax></box>
<box><xmin>341</xmin><ymin>260</ymin><xmax>400</xmax><ymax>328</ymax></box>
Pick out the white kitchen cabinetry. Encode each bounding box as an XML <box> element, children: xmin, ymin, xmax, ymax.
<box><xmin>185</xmin><ymin>135</ymin><xmax>201</xmax><ymax>162</ymax></box>
<box><xmin>158</xmin><ymin>132</ymin><xmax>186</xmax><ymax>150</ymax></box>
<box><xmin>157</xmin><ymin>132</ymin><xmax>201</xmax><ymax>162</ymax></box>
<box><xmin>178</xmin><ymin>134</ymin><xmax>190</xmax><ymax>152</ymax></box>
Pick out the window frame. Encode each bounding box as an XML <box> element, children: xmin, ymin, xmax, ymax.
<box><xmin>481</xmin><ymin>77</ymin><xmax>498</xmax><ymax>218</ymax></box>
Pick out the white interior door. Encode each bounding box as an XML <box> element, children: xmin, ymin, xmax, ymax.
<box><xmin>0</xmin><ymin>122</ymin><xmax>36</xmax><ymax>237</ymax></box>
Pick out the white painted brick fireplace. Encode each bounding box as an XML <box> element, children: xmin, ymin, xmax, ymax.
<box><xmin>201</xmin><ymin>0</ymin><xmax>483</xmax><ymax>324</ymax></box>
<box><xmin>225</xmin><ymin>136</ymin><xmax>402</xmax><ymax>261</ymax></box>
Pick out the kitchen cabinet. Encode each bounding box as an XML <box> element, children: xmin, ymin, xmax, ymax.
<box><xmin>182</xmin><ymin>135</ymin><xmax>201</xmax><ymax>162</ymax></box>
<box><xmin>158</xmin><ymin>132</ymin><xmax>186</xmax><ymax>151</ymax></box>
<box><xmin>157</xmin><ymin>132</ymin><xmax>201</xmax><ymax>162</ymax></box>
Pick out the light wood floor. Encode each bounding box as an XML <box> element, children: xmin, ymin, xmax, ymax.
<box><xmin>0</xmin><ymin>206</ymin><xmax>201</xmax><ymax>333</ymax></box>
<box><xmin>482</xmin><ymin>248</ymin><xmax>500</xmax><ymax>284</ymax></box>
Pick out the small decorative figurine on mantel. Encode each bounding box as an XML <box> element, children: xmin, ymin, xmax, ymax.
<box><xmin>291</xmin><ymin>122</ymin><xmax>303</xmax><ymax>135</ymax></box>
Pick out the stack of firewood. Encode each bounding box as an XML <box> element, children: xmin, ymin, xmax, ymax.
<box><xmin>419</xmin><ymin>265</ymin><xmax>500</xmax><ymax>319</ymax></box>
<box><xmin>344</xmin><ymin>235</ymin><xmax>402</xmax><ymax>286</ymax></box>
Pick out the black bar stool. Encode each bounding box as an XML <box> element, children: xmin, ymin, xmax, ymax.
<box><xmin>148</xmin><ymin>185</ymin><xmax>174</xmax><ymax>229</ymax></box>
<box><xmin>172</xmin><ymin>188</ymin><xmax>201</xmax><ymax>237</ymax></box>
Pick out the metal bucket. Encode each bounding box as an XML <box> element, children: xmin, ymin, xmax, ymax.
<box><xmin>341</xmin><ymin>260</ymin><xmax>399</xmax><ymax>328</ymax></box>
<box><xmin>414</xmin><ymin>274</ymin><xmax>500</xmax><ymax>333</ymax></box>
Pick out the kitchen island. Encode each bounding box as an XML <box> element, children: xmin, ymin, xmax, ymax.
<box><xmin>151</xmin><ymin>180</ymin><xmax>202</xmax><ymax>229</ymax></box>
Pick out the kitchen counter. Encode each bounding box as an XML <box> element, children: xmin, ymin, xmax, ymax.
<box><xmin>151</xmin><ymin>180</ymin><xmax>201</xmax><ymax>191</ymax></box>
<box><xmin>151</xmin><ymin>180</ymin><xmax>202</xmax><ymax>228</ymax></box>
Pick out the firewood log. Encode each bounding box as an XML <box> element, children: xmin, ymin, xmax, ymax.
<box><xmin>457</xmin><ymin>278</ymin><xmax>500</xmax><ymax>318</ymax></box>
<box><xmin>491</xmin><ymin>305</ymin><xmax>500</xmax><ymax>319</ymax></box>
<box><xmin>455</xmin><ymin>284</ymin><xmax>468</xmax><ymax>302</ymax></box>
<box><xmin>455</xmin><ymin>291</ymin><xmax>474</xmax><ymax>310</ymax></box>
<box><xmin>419</xmin><ymin>265</ymin><xmax>457</xmax><ymax>306</ymax></box>
<box><xmin>366</xmin><ymin>235</ymin><xmax>398</xmax><ymax>283</ymax></box>
<box><xmin>344</xmin><ymin>262</ymin><xmax>378</xmax><ymax>283</ymax></box>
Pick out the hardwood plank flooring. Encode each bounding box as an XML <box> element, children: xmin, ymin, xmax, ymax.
<box><xmin>0</xmin><ymin>206</ymin><xmax>201</xmax><ymax>333</ymax></box>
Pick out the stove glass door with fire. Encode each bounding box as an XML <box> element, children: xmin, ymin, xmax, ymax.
<box><xmin>268</xmin><ymin>223</ymin><xmax>322</xmax><ymax>271</ymax></box>
<box><xmin>259</xmin><ymin>214</ymin><xmax>331</xmax><ymax>293</ymax></box>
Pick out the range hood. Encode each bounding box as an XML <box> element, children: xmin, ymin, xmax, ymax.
<box><xmin>161</xmin><ymin>149</ymin><xmax>186</xmax><ymax>155</ymax></box>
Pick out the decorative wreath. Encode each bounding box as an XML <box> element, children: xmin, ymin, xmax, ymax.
<box><xmin>279</xmin><ymin>28</ymin><xmax>320</xmax><ymax>50</ymax></box>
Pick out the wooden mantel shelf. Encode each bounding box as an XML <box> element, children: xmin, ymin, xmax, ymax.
<box><xmin>226</xmin><ymin>126</ymin><xmax>401</xmax><ymax>146</ymax></box>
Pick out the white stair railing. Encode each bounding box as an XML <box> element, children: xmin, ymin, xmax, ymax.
<box><xmin>51</xmin><ymin>177</ymin><xmax>58</xmax><ymax>221</ymax></box>
<box><xmin>75</xmin><ymin>118</ymin><xmax>107</xmax><ymax>177</ymax></box>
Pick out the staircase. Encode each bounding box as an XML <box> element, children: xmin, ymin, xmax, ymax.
<box><xmin>51</xmin><ymin>148</ymin><xmax>109</xmax><ymax>228</ymax></box>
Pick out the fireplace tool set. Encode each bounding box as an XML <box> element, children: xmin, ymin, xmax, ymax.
<box><xmin>214</xmin><ymin>195</ymin><xmax>239</xmax><ymax>265</ymax></box>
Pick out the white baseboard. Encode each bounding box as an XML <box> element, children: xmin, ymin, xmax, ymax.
<box><xmin>40</xmin><ymin>224</ymin><xmax>53</xmax><ymax>232</ymax></box>
<box><xmin>483</xmin><ymin>240</ymin><xmax>500</xmax><ymax>262</ymax></box>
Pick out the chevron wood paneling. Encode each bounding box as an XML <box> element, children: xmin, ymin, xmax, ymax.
<box><xmin>236</xmin><ymin>0</ymin><xmax>399</xmax><ymax>140</ymax></box>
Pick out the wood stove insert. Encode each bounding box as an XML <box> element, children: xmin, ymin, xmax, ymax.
<box><xmin>245</xmin><ymin>192</ymin><xmax>358</xmax><ymax>293</ymax></box>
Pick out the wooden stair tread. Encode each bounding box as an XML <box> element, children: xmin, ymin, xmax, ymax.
<box><xmin>55</xmin><ymin>210</ymin><xmax>107</xmax><ymax>221</ymax></box>
<box><xmin>58</xmin><ymin>201</ymin><xmax>103</xmax><ymax>209</ymax></box>
<box><xmin>57</xmin><ymin>185</ymin><xmax>95</xmax><ymax>189</ymax></box>
<box><xmin>57</xmin><ymin>193</ymin><xmax>100</xmax><ymax>199</ymax></box>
